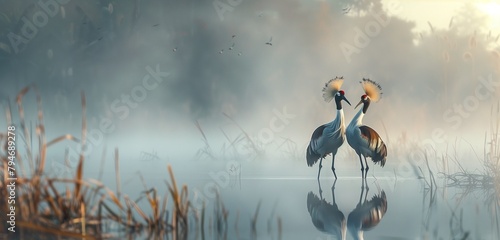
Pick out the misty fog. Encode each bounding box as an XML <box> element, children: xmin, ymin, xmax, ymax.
<box><xmin>0</xmin><ymin>0</ymin><xmax>499</xmax><ymax>164</ymax></box>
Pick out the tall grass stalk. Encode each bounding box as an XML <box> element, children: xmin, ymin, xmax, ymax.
<box><xmin>0</xmin><ymin>87</ymin><xmax>282</xmax><ymax>239</ymax></box>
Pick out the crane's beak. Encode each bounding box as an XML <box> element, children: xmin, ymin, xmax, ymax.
<box><xmin>342</xmin><ymin>96</ymin><xmax>351</xmax><ymax>106</ymax></box>
<box><xmin>355</xmin><ymin>100</ymin><xmax>363</xmax><ymax>109</ymax></box>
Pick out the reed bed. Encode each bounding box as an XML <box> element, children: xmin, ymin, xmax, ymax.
<box><xmin>0</xmin><ymin>86</ymin><xmax>190</xmax><ymax>238</ymax></box>
<box><xmin>411</xmin><ymin>104</ymin><xmax>500</xmax><ymax>239</ymax></box>
<box><xmin>0</xmin><ymin>87</ymin><xmax>281</xmax><ymax>239</ymax></box>
<box><xmin>440</xmin><ymin>105</ymin><xmax>500</xmax><ymax>194</ymax></box>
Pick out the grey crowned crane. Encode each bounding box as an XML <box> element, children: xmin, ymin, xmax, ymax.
<box><xmin>347</xmin><ymin>179</ymin><xmax>388</xmax><ymax>240</ymax></box>
<box><xmin>307</xmin><ymin>180</ymin><xmax>346</xmax><ymax>240</ymax></box>
<box><xmin>307</xmin><ymin>77</ymin><xmax>351</xmax><ymax>179</ymax></box>
<box><xmin>346</xmin><ymin>79</ymin><xmax>387</xmax><ymax>179</ymax></box>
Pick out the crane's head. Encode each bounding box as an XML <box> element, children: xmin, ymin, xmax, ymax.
<box><xmin>355</xmin><ymin>94</ymin><xmax>370</xmax><ymax>109</ymax></box>
<box><xmin>322</xmin><ymin>77</ymin><xmax>345</xmax><ymax>102</ymax></box>
<box><xmin>335</xmin><ymin>90</ymin><xmax>351</xmax><ymax>106</ymax></box>
<box><xmin>354</xmin><ymin>78</ymin><xmax>383</xmax><ymax>111</ymax></box>
<box><xmin>359</xmin><ymin>78</ymin><xmax>383</xmax><ymax>102</ymax></box>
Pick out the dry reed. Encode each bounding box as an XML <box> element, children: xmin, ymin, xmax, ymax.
<box><xmin>0</xmin><ymin>87</ymin><xmax>281</xmax><ymax>239</ymax></box>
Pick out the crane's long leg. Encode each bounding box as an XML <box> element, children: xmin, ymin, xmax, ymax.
<box><xmin>358</xmin><ymin>178</ymin><xmax>364</xmax><ymax>206</ymax></box>
<box><xmin>331</xmin><ymin>154</ymin><xmax>337</xmax><ymax>179</ymax></box>
<box><xmin>358</xmin><ymin>154</ymin><xmax>365</xmax><ymax>179</ymax></box>
<box><xmin>363</xmin><ymin>156</ymin><xmax>369</xmax><ymax>178</ymax></box>
<box><xmin>331</xmin><ymin>179</ymin><xmax>337</xmax><ymax>203</ymax></box>
<box><xmin>318</xmin><ymin>178</ymin><xmax>324</xmax><ymax>199</ymax></box>
<box><xmin>317</xmin><ymin>157</ymin><xmax>323</xmax><ymax>180</ymax></box>
<box><xmin>363</xmin><ymin>178</ymin><xmax>369</xmax><ymax>203</ymax></box>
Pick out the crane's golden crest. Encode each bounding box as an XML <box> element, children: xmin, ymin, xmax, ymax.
<box><xmin>360</xmin><ymin>78</ymin><xmax>383</xmax><ymax>102</ymax></box>
<box><xmin>322</xmin><ymin>77</ymin><xmax>344</xmax><ymax>102</ymax></box>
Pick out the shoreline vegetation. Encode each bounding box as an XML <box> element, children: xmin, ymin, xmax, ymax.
<box><xmin>412</xmin><ymin>104</ymin><xmax>500</xmax><ymax>239</ymax></box>
<box><xmin>1</xmin><ymin>86</ymin><xmax>500</xmax><ymax>239</ymax></box>
<box><xmin>0</xmin><ymin>87</ymin><xmax>281</xmax><ymax>239</ymax></box>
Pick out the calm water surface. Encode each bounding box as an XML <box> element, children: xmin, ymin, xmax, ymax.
<box><xmin>79</xmin><ymin>156</ymin><xmax>499</xmax><ymax>240</ymax></box>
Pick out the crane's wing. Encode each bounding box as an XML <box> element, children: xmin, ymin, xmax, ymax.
<box><xmin>307</xmin><ymin>192</ymin><xmax>326</xmax><ymax>231</ymax></box>
<box><xmin>311</xmin><ymin>124</ymin><xmax>326</xmax><ymax>141</ymax></box>
<box><xmin>360</xmin><ymin>191</ymin><xmax>387</xmax><ymax>230</ymax></box>
<box><xmin>347</xmin><ymin>191</ymin><xmax>387</xmax><ymax>234</ymax></box>
<box><xmin>307</xmin><ymin>192</ymin><xmax>346</xmax><ymax>236</ymax></box>
<box><xmin>306</xmin><ymin>124</ymin><xmax>326</xmax><ymax>166</ymax></box>
<box><xmin>359</xmin><ymin>126</ymin><xmax>387</xmax><ymax>166</ymax></box>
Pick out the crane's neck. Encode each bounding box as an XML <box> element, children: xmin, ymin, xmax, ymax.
<box><xmin>362</xmin><ymin>100</ymin><xmax>370</xmax><ymax>114</ymax></box>
<box><xmin>348</xmin><ymin>226</ymin><xmax>364</xmax><ymax>240</ymax></box>
<box><xmin>328</xmin><ymin>108</ymin><xmax>344</xmax><ymax>128</ymax></box>
<box><xmin>354</xmin><ymin>232</ymin><xmax>364</xmax><ymax>240</ymax></box>
<box><xmin>335</xmin><ymin>97</ymin><xmax>343</xmax><ymax>110</ymax></box>
<box><xmin>338</xmin><ymin>108</ymin><xmax>345</xmax><ymax>123</ymax></box>
<box><xmin>349</xmin><ymin>107</ymin><xmax>364</xmax><ymax>127</ymax></box>
<box><xmin>341</xmin><ymin>224</ymin><xmax>347</xmax><ymax>240</ymax></box>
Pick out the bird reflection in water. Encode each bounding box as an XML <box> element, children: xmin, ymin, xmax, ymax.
<box><xmin>307</xmin><ymin>180</ymin><xmax>346</xmax><ymax>240</ymax></box>
<box><xmin>307</xmin><ymin>179</ymin><xmax>388</xmax><ymax>240</ymax></box>
<box><xmin>347</xmin><ymin>179</ymin><xmax>388</xmax><ymax>240</ymax></box>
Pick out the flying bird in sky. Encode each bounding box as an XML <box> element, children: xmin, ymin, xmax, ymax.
<box><xmin>342</xmin><ymin>6</ymin><xmax>351</xmax><ymax>14</ymax></box>
<box><xmin>266</xmin><ymin>37</ymin><xmax>273</xmax><ymax>46</ymax></box>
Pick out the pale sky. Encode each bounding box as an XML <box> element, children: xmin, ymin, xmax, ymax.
<box><xmin>384</xmin><ymin>0</ymin><xmax>500</xmax><ymax>33</ymax></box>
